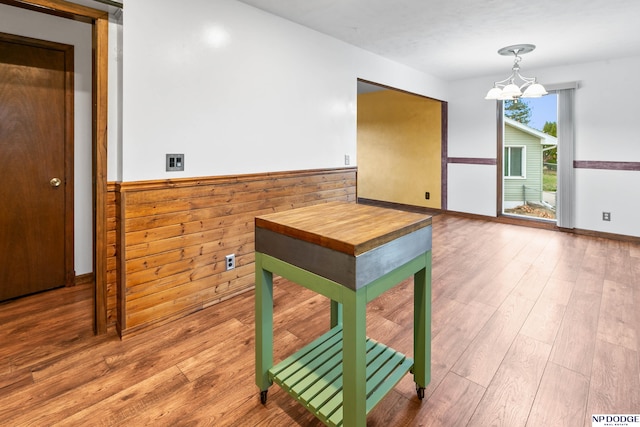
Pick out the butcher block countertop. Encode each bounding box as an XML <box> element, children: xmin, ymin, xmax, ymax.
<box><xmin>254</xmin><ymin>201</ymin><xmax>432</xmax><ymax>256</ymax></box>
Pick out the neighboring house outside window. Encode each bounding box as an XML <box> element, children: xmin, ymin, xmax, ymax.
<box><xmin>503</xmin><ymin>117</ymin><xmax>557</xmax><ymax>209</ymax></box>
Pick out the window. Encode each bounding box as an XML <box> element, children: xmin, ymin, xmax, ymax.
<box><xmin>504</xmin><ymin>146</ymin><xmax>525</xmax><ymax>178</ymax></box>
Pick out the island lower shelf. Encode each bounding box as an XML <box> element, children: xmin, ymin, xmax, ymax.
<box><xmin>268</xmin><ymin>326</ymin><xmax>414</xmax><ymax>427</ymax></box>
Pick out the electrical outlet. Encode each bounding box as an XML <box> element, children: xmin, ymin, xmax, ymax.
<box><xmin>425</xmin><ymin>192</ymin><xmax>430</xmax><ymax>200</ymax></box>
<box><xmin>602</xmin><ymin>212</ymin><xmax>611</xmax><ymax>221</ymax></box>
<box><xmin>225</xmin><ymin>254</ymin><xmax>235</xmax><ymax>271</ymax></box>
<box><xmin>166</xmin><ymin>154</ymin><xmax>184</xmax><ymax>171</ymax></box>
<box><xmin>344</xmin><ymin>154</ymin><xmax>350</xmax><ymax>165</ymax></box>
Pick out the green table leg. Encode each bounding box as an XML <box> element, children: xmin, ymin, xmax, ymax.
<box><xmin>341</xmin><ymin>287</ymin><xmax>367</xmax><ymax>426</ymax></box>
<box><xmin>330</xmin><ymin>301</ymin><xmax>342</xmax><ymax>328</ymax></box>
<box><xmin>413</xmin><ymin>251</ymin><xmax>432</xmax><ymax>396</ymax></box>
<box><xmin>255</xmin><ymin>252</ymin><xmax>274</xmax><ymax>397</ymax></box>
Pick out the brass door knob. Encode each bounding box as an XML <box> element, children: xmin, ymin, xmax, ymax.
<box><xmin>50</xmin><ymin>177</ymin><xmax>62</xmax><ymax>187</ymax></box>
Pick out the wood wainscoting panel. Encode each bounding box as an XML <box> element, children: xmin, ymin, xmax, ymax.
<box><xmin>113</xmin><ymin>168</ymin><xmax>356</xmax><ymax>337</ymax></box>
<box><xmin>106</xmin><ymin>183</ymin><xmax>118</xmax><ymax>329</ymax></box>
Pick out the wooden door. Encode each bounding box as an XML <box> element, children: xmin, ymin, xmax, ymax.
<box><xmin>0</xmin><ymin>33</ymin><xmax>74</xmax><ymax>301</ymax></box>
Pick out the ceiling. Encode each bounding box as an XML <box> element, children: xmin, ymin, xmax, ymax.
<box><xmin>237</xmin><ymin>0</ymin><xmax>640</xmax><ymax>81</ymax></box>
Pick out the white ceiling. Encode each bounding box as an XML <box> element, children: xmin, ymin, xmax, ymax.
<box><xmin>237</xmin><ymin>0</ymin><xmax>640</xmax><ymax>81</ymax></box>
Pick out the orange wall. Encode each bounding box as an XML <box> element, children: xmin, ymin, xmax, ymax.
<box><xmin>357</xmin><ymin>90</ymin><xmax>442</xmax><ymax>208</ymax></box>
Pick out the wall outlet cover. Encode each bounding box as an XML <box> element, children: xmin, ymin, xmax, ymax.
<box><xmin>166</xmin><ymin>154</ymin><xmax>185</xmax><ymax>171</ymax></box>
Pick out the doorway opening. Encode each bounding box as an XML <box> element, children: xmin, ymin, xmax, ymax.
<box><xmin>501</xmin><ymin>94</ymin><xmax>558</xmax><ymax>221</ymax></box>
<box><xmin>1</xmin><ymin>0</ymin><xmax>110</xmax><ymax>334</ymax></box>
<box><xmin>356</xmin><ymin>80</ymin><xmax>446</xmax><ymax>212</ymax></box>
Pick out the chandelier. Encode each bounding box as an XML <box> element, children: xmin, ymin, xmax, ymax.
<box><xmin>485</xmin><ymin>44</ymin><xmax>547</xmax><ymax>101</ymax></box>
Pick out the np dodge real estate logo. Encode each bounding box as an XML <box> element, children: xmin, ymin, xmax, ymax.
<box><xmin>592</xmin><ymin>415</ymin><xmax>640</xmax><ymax>427</ymax></box>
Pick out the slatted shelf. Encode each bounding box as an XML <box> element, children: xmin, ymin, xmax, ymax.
<box><xmin>268</xmin><ymin>326</ymin><xmax>414</xmax><ymax>427</ymax></box>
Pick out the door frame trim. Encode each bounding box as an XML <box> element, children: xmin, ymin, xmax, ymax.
<box><xmin>496</xmin><ymin>101</ymin><xmax>504</xmax><ymax>216</ymax></box>
<box><xmin>1</xmin><ymin>0</ymin><xmax>110</xmax><ymax>334</ymax></box>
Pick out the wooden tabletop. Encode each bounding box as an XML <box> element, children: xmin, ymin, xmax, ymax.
<box><xmin>255</xmin><ymin>202</ymin><xmax>432</xmax><ymax>256</ymax></box>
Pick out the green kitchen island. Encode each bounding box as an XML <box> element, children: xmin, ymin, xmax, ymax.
<box><xmin>255</xmin><ymin>202</ymin><xmax>432</xmax><ymax>426</ymax></box>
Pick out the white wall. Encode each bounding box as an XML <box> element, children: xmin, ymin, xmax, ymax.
<box><xmin>447</xmin><ymin>78</ymin><xmax>500</xmax><ymax>216</ymax></box>
<box><xmin>447</xmin><ymin>164</ymin><xmax>497</xmax><ymax>217</ymax></box>
<box><xmin>122</xmin><ymin>0</ymin><xmax>447</xmax><ymax>182</ymax></box>
<box><xmin>449</xmin><ymin>56</ymin><xmax>640</xmax><ymax>237</ymax></box>
<box><xmin>0</xmin><ymin>4</ymin><xmax>95</xmax><ymax>274</ymax></box>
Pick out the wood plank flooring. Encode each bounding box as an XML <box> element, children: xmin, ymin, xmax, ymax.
<box><xmin>1</xmin><ymin>214</ymin><xmax>639</xmax><ymax>426</ymax></box>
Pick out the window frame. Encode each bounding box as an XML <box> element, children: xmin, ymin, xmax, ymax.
<box><xmin>504</xmin><ymin>145</ymin><xmax>527</xmax><ymax>179</ymax></box>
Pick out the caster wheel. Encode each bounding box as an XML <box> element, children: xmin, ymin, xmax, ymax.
<box><xmin>260</xmin><ymin>390</ymin><xmax>268</xmax><ymax>404</ymax></box>
<box><xmin>416</xmin><ymin>386</ymin><xmax>425</xmax><ymax>400</ymax></box>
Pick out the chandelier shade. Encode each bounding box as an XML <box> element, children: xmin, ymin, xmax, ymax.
<box><xmin>522</xmin><ymin>83</ymin><xmax>547</xmax><ymax>98</ymax></box>
<box><xmin>485</xmin><ymin>44</ymin><xmax>547</xmax><ymax>101</ymax></box>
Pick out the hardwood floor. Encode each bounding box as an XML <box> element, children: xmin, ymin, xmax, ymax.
<box><xmin>1</xmin><ymin>214</ymin><xmax>639</xmax><ymax>426</ymax></box>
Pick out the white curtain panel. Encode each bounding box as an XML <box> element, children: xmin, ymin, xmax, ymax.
<box><xmin>556</xmin><ymin>88</ymin><xmax>576</xmax><ymax>229</ymax></box>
